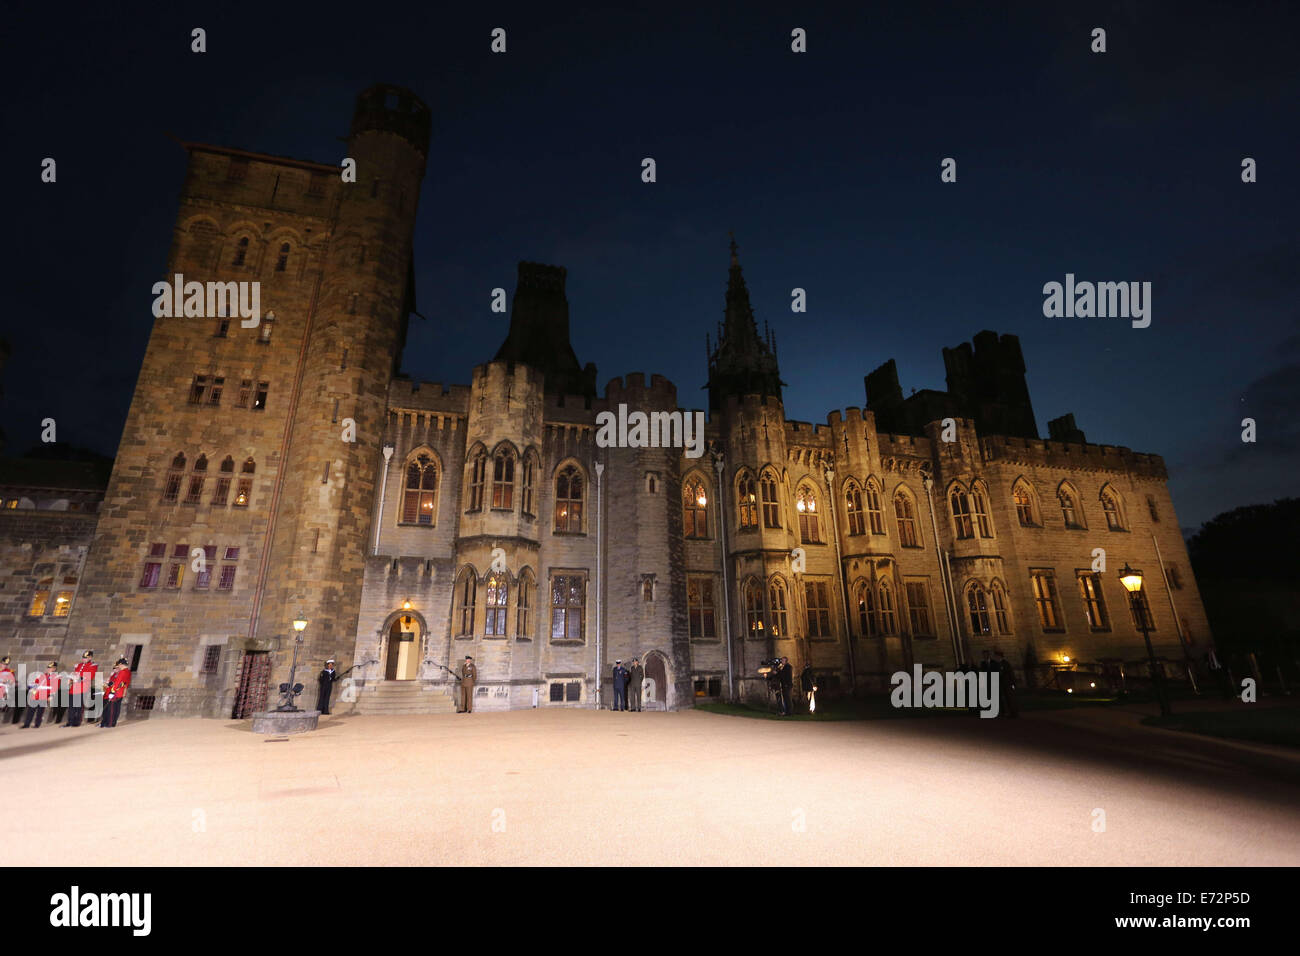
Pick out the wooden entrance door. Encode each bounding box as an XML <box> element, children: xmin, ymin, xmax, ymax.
<box><xmin>232</xmin><ymin>651</ymin><xmax>270</xmax><ymax>718</ymax></box>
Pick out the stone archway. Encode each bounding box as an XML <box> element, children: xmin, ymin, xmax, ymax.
<box><xmin>643</xmin><ymin>651</ymin><xmax>670</xmax><ymax>711</ymax></box>
<box><xmin>378</xmin><ymin>609</ymin><xmax>429</xmax><ymax>681</ymax></box>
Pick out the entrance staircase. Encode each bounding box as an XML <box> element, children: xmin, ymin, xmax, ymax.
<box><xmin>353</xmin><ymin>681</ymin><xmax>458</xmax><ymax>716</ymax></box>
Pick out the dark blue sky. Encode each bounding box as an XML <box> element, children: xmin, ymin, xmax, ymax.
<box><xmin>4</xmin><ymin>1</ymin><xmax>1296</xmax><ymax>531</ymax></box>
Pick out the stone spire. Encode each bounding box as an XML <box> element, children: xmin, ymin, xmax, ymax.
<box><xmin>706</xmin><ymin>234</ymin><xmax>784</xmax><ymax>410</ymax></box>
<box><xmin>493</xmin><ymin>261</ymin><xmax>596</xmax><ymax>397</ymax></box>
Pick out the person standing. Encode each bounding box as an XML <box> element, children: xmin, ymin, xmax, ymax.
<box><xmin>22</xmin><ymin>662</ymin><xmax>58</xmax><ymax>729</ymax></box>
<box><xmin>800</xmin><ymin>661</ymin><xmax>817</xmax><ymax>713</ymax></box>
<box><xmin>64</xmin><ymin>650</ymin><xmax>97</xmax><ymax>728</ymax></box>
<box><xmin>612</xmin><ymin>660</ymin><xmax>628</xmax><ymax>711</ymax></box>
<box><xmin>100</xmin><ymin>658</ymin><xmax>131</xmax><ymax>729</ymax></box>
<box><xmin>0</xmin><ymin>656</ymin><xmax>15</xmax><ymax>721</ymax></box>
<box><xmin>628</xmin><ymin>658</ymin><xmax>644</xmax><ymax>712</ymax></box>
<box><xmin>778</xmin><ymin>657</ymin><xmax>794</xmax><ymax>716</ymax></box>
<box><xmin>994</xmin><ymin>649</ymin><xmax>1018</xmax><ymax>718</ymax></box>
<box><xmin>458</xmin><ymin>656</ymin><xmax>477</xmax><ymax>713</ymax></box>
<box><xmin>317</xmin><ymin>659</ymin><xmax>339</xmax><ymax>715</ymax></box>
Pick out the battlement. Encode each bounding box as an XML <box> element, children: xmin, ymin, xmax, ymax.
<box><xmin>389</xmin><ymin>377</ymin><xmax>471</xmax><ymax>413</ymax></box>
<box><xmin>826</xmin><ymin>406</ymin><xmax>866</xmax><ymax>426</ymax></box>
<box><xmin>350</xmin><ymin>84</ymin><xmax>432</xmax><ymax>157</ymax></box>
<box><xmin>981</xmin><ymin>435</ymin><xmax>1168</xmax><ymax>477</ymax></box>
<box><xmin>602</xmin><ymin>372</ymin><xmax>679</xmax><ymax>409</ymax></box>
<box><xmin>879</xmin><ymin>433</ymin><xmax>935</xmax><ymax>458</ymax></box>
<box><xmin>722</xmin><ymin>393</ymin><xmax>785</xmax><ymax>415</ymax></box>
<box><xmin>517</xmin><ymin>261</ymin><xmax>567</xmax><ymax>292</ymax></box>
<box><xmin>473</xmin><ymin>360</ymin><xmax>546</xmax><ymax>389</ymax></box>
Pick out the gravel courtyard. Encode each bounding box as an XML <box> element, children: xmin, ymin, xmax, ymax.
<box><xmin>4</xmin><ymin>705</ymin><xmax>1298</xmax><ymax>866</ymax></box>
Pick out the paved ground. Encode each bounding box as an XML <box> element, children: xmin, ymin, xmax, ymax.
<box><xmin>3</xmin><ymin>702</ymin><xmax>1299</xmax><ymax>866</ymax></box>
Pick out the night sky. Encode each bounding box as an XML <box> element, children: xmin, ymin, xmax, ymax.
<box><xmin>4</xmin><ymin>1</ymin><xmax>1297</xmax><ymax>532</ymax></box>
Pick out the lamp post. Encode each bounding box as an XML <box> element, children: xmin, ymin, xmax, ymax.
<box><xmin>277</xmin><ymin>617</ymin><xmax>308</xmax><ymax>712</ymax></box>
<box><xmin>1119</xmin><ymin>564</ymin><xmax>1171</xmax><ymax>716</ymax></box>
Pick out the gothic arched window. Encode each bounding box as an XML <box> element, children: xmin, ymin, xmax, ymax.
<box><xmin>402</xmin><ymin>453</ymin><xmax>439</xmax><ymax>525</ymax></box>
<box><xmin>492</xmin><ymin>449</ymin><xmax>515</xmax><ymax>510</ymax></box>
<box><xmin>878</xmin><ymin>579</ymin><xmax>898</xmax><ymax>634</ymax></box>
<box><xmin>1058</xmin><ymin>482</ymin><xmax>1083</xmax><ymax>529</ymax></box>
<box><xmin>950</xmin><ymin>487</ymin><xmax>974</xmax><ymax>540</ymax></box>
<box><xmin>865</xmin><ymin>480</ymin><xmax>885</xmax><ymax>535</ymax></box>
<box><xmin>454</xmin><ymin>569</ymin><xmax>477</xmax><ymax>637</ymax></box>
<box><xmin>1013</xmin><ymin>480</ymin><xmax>1039</xmax><ymax>527</ymax></box>
<box><xmin>796</xmin><ymin>484</ymin><xmax>821</xmax><ymax>543</ymax></box>
<box><xmin>760</xmin><ymin>469</ymin><xmax>780</xmax><ymax>529</ymax></box>
<box><xmin>517</xmin><ymin>569</ymin><xmax>535</xmax><ymax>639</ymax></box>
<box><xmin>894</xmin><ymin>490</ymin><xmax>920</xmax><ymax>547</ymax></box>
<box><xmin>966</xmin><ymin>582</ymin><xmax>991</xmax><ymax>636</ymax></box>
<box><xmin>485</xmin><ymin>573</ymin><xmax>508</xmax><ymax>636</ymax></box>
<box><xmin>275</xmin><ymin>242</ymin><xmax>290</xmax><ymax>272</ymax></box>
<box><xmin>744</xmin><ymin>578</ymin><xmax>765</xmax><ymax>637</ymax></box>
<box><xmin>856</xmin><ymin>580</ymin><xmax>877</xmax><ymax>637</ymax></box>
<box><xmin>683</xmin><ymin>478</ymin><xmax>709</xmax><ymax>538</ymax></box>
<box><xmin>163</xmin><ymin>453</ymin><xmax>185</xmax><ymax>503</ymax></box>
<box><xmin>1101</xmin><ymin>486</ymin><xmax>1126</xmax><ymax>531</ymax></box>
<box><xmin>467</xmin><ymin>449</ymin><xmax>486</xmax><ymax>512</ymax></box>
<box><xmin>232</xmin><ymin>236</ymin><xmax>249</xmax><ymax>267</ymax></box>
<box><xmin>844</xmin><ymin>481</ymin><xmax>865</xmax><ymax>536</ymax></box>
<box><xmin>768</xmin><ymin>576</ymin><xmax>789</xmax><ymax>638</ymax></box>
<box><xmin>971</xmin><ymin>483</ymin><xmax>993</xmax><ymax>538</ymax></box>
<box><xmin>737</xmin><ymin>471</ymin><xmax>758</xmax><ymax>530</ymax></box>
<box><xmin>554</xmin><ymin>465</ymin><xmax>584</xmax><ymax>533</ymax></box>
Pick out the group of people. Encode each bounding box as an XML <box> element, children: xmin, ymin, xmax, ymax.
<box><xmin>0</xmin><ymin>651</ymin><xmax>133</xmax><ymax>730</ymax></box>
<box><xmin>970</xmin><ymin>649</ymin><xmax>1018</xmax><ymax>718</ymax></box>
<box><xmin>610</xmin><ymin>659</ymin><xmax>645</xmax><ymax>711</ymax></box>
<box><xmin>769</xmin><ymin>657</ymin><xmax>819</xmax><ymax>716</ymax></box>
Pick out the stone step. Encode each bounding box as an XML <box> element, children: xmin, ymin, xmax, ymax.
<box><xmin>353</xmin><ymin>681</ymin><xmax>458</xmax><ymax>715</ymax></box>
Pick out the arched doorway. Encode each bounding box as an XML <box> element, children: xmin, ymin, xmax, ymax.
<box><xmin>384</xmin><ymin>613</ymin><xmax>422</xmax><ymax>681</ymax></box>
<box><xmin>643</xmin><ymin>651</ymin><xmax>669</xmax><ymax>711</ymax></box>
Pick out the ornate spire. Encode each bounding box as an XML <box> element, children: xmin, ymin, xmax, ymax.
<box><xmin>706</xmin><ymin>235</ymin><xmax>784</xmax><ymax>410</ymax></box>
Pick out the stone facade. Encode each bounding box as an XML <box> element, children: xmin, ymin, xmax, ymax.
<box><xmin>0</xmin><ymin>85</ymin><xmax>1212</xmax><ymax>717</ymax></box>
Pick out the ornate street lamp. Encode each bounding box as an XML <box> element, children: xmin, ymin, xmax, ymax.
<box><xmin>276</xmin><ymin>617</ymin><xmax>308</xmax><ymax>712</ymax></box>
<box><xmin>1118</xmin><ymin>564</ymin><xmax>1172</xmax><ymax>716</ymax></box>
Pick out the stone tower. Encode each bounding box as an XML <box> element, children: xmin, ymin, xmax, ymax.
<box><xmin>72</xmin><ymin>84</ymin><xmax>429</xmax><ymax>716</ymax></box>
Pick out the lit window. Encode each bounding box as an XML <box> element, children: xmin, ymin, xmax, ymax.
<box><xmin>760</xmin><ymin>470</ymin><xmax>780</xmax><ymax>529</ymax></box>
<box><xmin>1014</xmin><ymin>482</ymin><xmax>1038</xmax><ymax>527</ymax></box>
<box><xmin>402</xmin><ymin>454</ymin><xmax>438</xmax><ymax>525</ymax></box>
<box><xmin>796</xmin><ymin>485</ymin><xmax>821</xmax><ymax>543</ymax></box>
<box><xmin>865</xmin><ymin>482</ymin><xmax>885</xmax><ymax>535</ymax></box>
<box><xmin>737</xmin><ymin>471</ymin><xmax>758</xmax><ymax>529</ymax></box>
<box><xmin>966</xmin><ymin>583</ymin><xmax>991</xmax><ymax>636</ymax></box>
<box><xmin>1077</xmin><ymin>572</ymin><xmax>1109</xmax><ymax>631</ymax></box>
<box><xmin>492</xmin><ymin>450</ymin><xmax>515</xmax><ymax>510</ymax></box>
<box><xmin>485</xmin><ymin>573</ymin><xmax>508</xmax><ymax>636</ymax></box>
<box><xmin>27</xmin><ymin>578</ymin><xmax>52</xmax><ymax>616</ymax></box>
<box><xmin>768</xmin><ymin>577</ymin><xmax>789</xmax><ymax>638</ymax></box>
<box><xmin>1030</xmin><ymin>570</ymin><xmax>1063</xmax><ymax>631</ymax></box>
<box><xmin>554</xmin><ymin>465</ymin><xmax>583</xmax><ymax>532</ymax></box>
<box><xmin>744</xmin><ymin>578</ymin><xmax>764</xmax><ymax>636</ymax></box>
<box><xmin>683</xmin><ymin>479</ymin><xmax>709</xmax><ymax>538</ymax></box>
<box><xmin>805</xmin><ymin>580</ymin><xmax>832</xmax><ymax>637</ymax></box>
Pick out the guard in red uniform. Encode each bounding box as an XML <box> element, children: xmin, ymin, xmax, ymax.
<box><xmin>0</xmin><ymin>656</ymin><xmax>15</xmax><ymax>718</ymax></box>
<box><xmin>100</xmin><ymin>658</ymin><xmax>131</xmax><ymax>729</ymax></box>
<box><xmin>22</xmin><ymin>662</ymin><xmax>58</xmax><ymax>728</ymax></box>
<box><xmin>65</xmin><ymin>650</ymin><xmax>97</xmax><ymax>727</ymax></box>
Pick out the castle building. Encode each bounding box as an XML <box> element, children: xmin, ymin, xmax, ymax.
<box><xmin>1</xmin><ymin>85</ymin><xmax>1211</xmax><ymax>716</ymax></box>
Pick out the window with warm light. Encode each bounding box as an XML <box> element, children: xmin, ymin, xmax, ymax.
<box><xmin>796</xmin><ymin>485</ymin><xmax>821</xmax><ymax>543</ymax></box>
<box><xmin>683</xmin><ymin>479</ymin><xmax>709</xmax><ymax>538</ymax></box>
<box><xmin>737</xmin><ymin>471</ymin><xmax>758</xmax><ymax>529</ymax></box>
<box><xmin>554</xmin><ymin>465</ymin><xmax>584</xmax><ymax>533</ymax></box>
<box><xmin>402</xmin><ymin>453</ymin><xmax>438</xmax><ymax>525</ymax></box>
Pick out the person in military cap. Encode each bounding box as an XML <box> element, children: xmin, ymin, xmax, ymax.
<box><xmin>317</xmin><ymin>658</ymin><xmax>339</xmax><ymax>716</ymax></box>
<box><xmin>100</xmin><ymin>658</ymin><xmax>131</xmax><ymax>729</ymax></box>
<box><xmin>612</xmin><ymin>660</ymin><xmax>629</xmax><ymax>711</ymax></box>
<box><xmin>457</xmin><ymin>655</ymin><xmax>477</xmax><ymax>713</ymax></box>
<box><xmin>64</xmin><ymin>650</ymin><xmax>97</xmax><ymax>727</ymax></box>
<box><xmin>22</xmin><ymin>662</ymin><xmax>58</xmax><ymax>728</ymax></box>
<box><xmin>628</xmin><ymin>658</ymin><xmax>644</xmax><ymax>712</ymax></box>
<box><xmin>0</xmin><ymin>656</ymin><xmax>15</xmax><ymax>720</ymax></box>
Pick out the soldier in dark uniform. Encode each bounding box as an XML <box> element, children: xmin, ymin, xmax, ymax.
<box><xmin>628</xmin><ymin>658</ymin><xmax>644</xmax><ymax>712</ymax></box>
<box><xmin>317</xmin><ymin>658</ymin><xmax>338</xmax><ymax>715</ymax></box>
<box><xmin>458</xmin><ymin>656</ymin><xmax>477</xmax><ymax>713</ymax></box>
<box><xmin>612</xmin><ymin>660</ymin><xmax>628</xmax><ymax>711</ymax></box>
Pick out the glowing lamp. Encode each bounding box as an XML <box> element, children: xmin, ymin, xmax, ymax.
<box><xmin>292</xmin><ymin>619</ymin><xmax>308</xmax><ymax>632</ymax></box>
<box><xmin>402</xmin><ymin>599</ymin><xmax>413</xmax><ymax>611</ymax></box>
<box><xmin>696</xmin><ymin>491</ymin><xmax>708</xmax><ymax>507</ymax></box>
<box><xmin>1118</xmin><ymin>564</ymin><xmax>1144</xmax><ymax>594</ymax></box>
